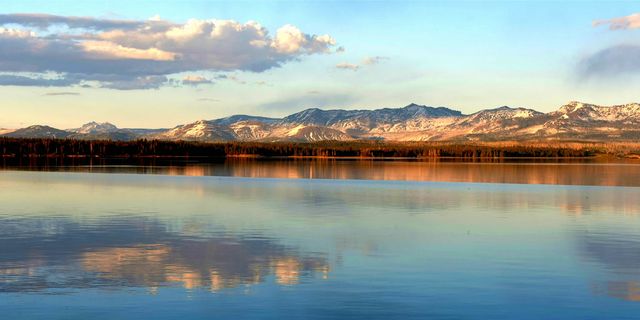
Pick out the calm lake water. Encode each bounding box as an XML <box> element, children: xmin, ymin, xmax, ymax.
<box><xmin>1</xmin><ymin>160</ymin><xmax>640</xmax><ymax>319</ymax></box>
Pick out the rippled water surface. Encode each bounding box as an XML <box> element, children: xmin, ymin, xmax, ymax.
<box><xmin>1</xmin><ymin>162</ymin><xmax>640</xmax><ymax>319</ymax></box>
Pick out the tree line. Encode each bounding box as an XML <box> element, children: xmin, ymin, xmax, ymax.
<box><xmin>0</xmin><ymin>137</ymin><xmax>602</xmax><ymax>159</ymax></box>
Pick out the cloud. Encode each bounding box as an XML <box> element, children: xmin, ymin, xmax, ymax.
<box><xmin>271</xmin><ymin>24</ymin><xmax>335</xmax><ymax>54</ymax></box>
<box><xmin>217</xmin><ymin>74</ymin><xmax>246</xmax><ymax>84</ymax></box>
<box><xmin>43</xmin><ymin>92</ymin><xmax>80</xmax><ymax>96</ymax></box>
<box><xmin>182</xmin><ymin>75</ymin><xmax>212</xmax><ymax>86</ymax></box>
<box><xmin>0</xmin><ymin>13</ymin><xmax>338</xmax><ymax>89</ymax></box>
<box><xmin>0</xmin><ymin>74</ymin><xmax>79</xmax><ymax>87</ymax></box>
<box><xmin>0</xmin><ymin>13</ymin><xmax>147</xmax><ymax>30</ymax></box>
<box><xmin>336</xmin><ymin>56</ymin><xmax>388</xmax><ymax>71</ymax></box>
<box><xmin>335</xmin><ymin>62</ymin><xmax>360</xmax><ymax>71</ymax></box>
<box><xmin>80</xmin><ymin>40</ymin><xmax>177</xmax><ymax>61</ymax></box>
<box><xmin>197</xmin><ymin>97</ymin><xmax>219</xmax><ymax>102</ymax></box>
<box><xmin>100</xmin><ymin>75</ymin><xmax>168</xmax><ymax>90</ymax></box>
<box><xmin>593</xmin><ymin>13</ymin><xmax>640</xmax><ymax>30</ymax></box>
<box><xmin>578</xmin><ymin>45</ymin><xmax>640</xmax><ymax>79</ymax></box>
<box><xmin>362</xmin><ymin>56</ymin><xmax>389</xmax><ymax>65</ymax></box>
<box><xmin>258</xmin><ymin>93</ymin><xmax>357</xmax><ymax>113</ymax></box>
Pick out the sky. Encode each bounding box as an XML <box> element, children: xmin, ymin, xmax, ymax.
<box><xmin>1</xmin><ymin>0</ymin><xmax>640</xmax><ymax>129</ymax></box>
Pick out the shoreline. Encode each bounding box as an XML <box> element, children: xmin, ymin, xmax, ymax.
<box><xmin>1</xmin><ymin>137</ymin><xmax>639</xmax><ymax>160</ymax></box>
<box><xmin>1</xmin><ymin>154</ymin><xmax>638</xmax><ymax>162</ymax></box>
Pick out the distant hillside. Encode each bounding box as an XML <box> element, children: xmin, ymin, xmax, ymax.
<box><xmin>5</xmin><ymin>125</ymin><xmax>71</xmax><ymax>139</ymax></box>
<box><xmin>3</xmin><ymin>101</ymin><xmax>640</xmax><ymax>142</ymax></box>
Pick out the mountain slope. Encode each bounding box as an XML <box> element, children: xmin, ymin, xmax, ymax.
<box><xmin>70</xmin><ymin>122</ymin><xmax>119</xmax><ymax>134</ymax></box>
<box><xmin>5</xmin><ymin>125</ymin><xmax>72</xmax><ymax>139</ymax></box>
<box><xmin>527</xmin><ymin>101</ymin><xmax>640</xmax><ymax>140</ymax></box>
<box><xmin>2</xmin><ymin>101</ymin><xmax>639</xmax><ymax>142</ymax></box>
<box><xmin>154</xmin><ymin>120</ymin><xmax>238</xmax><ymax>141</ymax></box>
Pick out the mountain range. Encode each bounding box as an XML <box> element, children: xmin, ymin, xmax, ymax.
<box><xmin>2</xmin><ymin>101</ymin><xmax>640</xmax><ymax>142</ymax></box>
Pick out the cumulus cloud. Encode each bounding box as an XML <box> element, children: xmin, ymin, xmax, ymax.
<box><xmin>271</xmin><ymin>24</ymin><xmax>335</xmax><ymax>54</ymax></box>
<box><xmin>182</xmin><ymin>75</ymin><xmax>212</xmax><ymax>86</ymax></box>
<box><xmin>80</xmin><ymin>40</ymin><xmax>177</xmax><ymax>61</ymax></box>
<box><xmin>0</xmin><ymin>13</ymin><xmax>338</xmax><ymax>89</ymax></box>
<box><xmin>593</xmin><ymin>13</ymin><xmax>640</xmax><ymax>30</ymax></box>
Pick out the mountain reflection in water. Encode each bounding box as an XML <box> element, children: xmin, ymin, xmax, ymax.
<box><xmin>1</xmin><ymin>170</ymin><xmax>640</xmax><ymax>319</ymax></box>
<box><xmin>2</xmin><ymin>158</ymin><xmax>640</xmax><ymax>186</ymax></box>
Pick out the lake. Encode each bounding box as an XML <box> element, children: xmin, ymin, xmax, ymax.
<box><xmin>1</xmin><ymin>160</ymin><xmax>639</xmax><ymax>319</ymax></box>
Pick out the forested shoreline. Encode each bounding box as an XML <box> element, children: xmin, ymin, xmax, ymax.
<box><xmin>2</xmin><ymin>137</ymin><xmax>635</xmax><ymax>159</ymax></box>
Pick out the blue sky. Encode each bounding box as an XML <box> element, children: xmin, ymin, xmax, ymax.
<box><xmin>1</xmin><ymin>0</ymin><xmax>639</xmax><ymax>128</ymax></box>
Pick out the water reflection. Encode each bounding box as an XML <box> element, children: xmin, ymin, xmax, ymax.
<box><xmin>578</xmin><ymin>230</ymin><xmax>640</xmax><ymax>301</ymax></box>
<box><xmin>2</xmin><ymin>157</ymin><xmax>640</xmax><ymax>186</ymax></box>
<box><xmin>0</xmin><ymin>217</ymin><xmax>329</xmax><ymax>293</ymax></box>
<box><xmin>1</xmin><ymin>171</ymin><xmax>640</xmax><ymax>319</ymax></box>
<box><xmin>579</xmin><ymin>231</ymin><xmax>640</xmax><ymax>273</ymax></box>
<box><xmin>601</xmin><ymin>282</ymin><xmax>640</xmax><ymax>302</ymax></box>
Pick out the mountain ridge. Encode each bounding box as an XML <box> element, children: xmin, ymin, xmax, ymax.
<box><xmin>3</xmin><ymin>101</ymin><xmax>640</xmax><ymax>142</ymax></box>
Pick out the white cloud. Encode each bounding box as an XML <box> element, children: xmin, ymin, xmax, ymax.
<box><xmin>593</xmin><ymin>13</ymin><xmax>640</xmax><ymax>30</ymax></box>
<box><xmin>80</xmin><ymin>40</ymin><xmax>177</xmax><ymax>61</ymax></box>
<box><xmin>271</xmin><ymin>24</ymin><xmax>335</xmax><ymax>54</ymax></box>
<box><xmin>182</xmin><ymin>75</ymin><xmax>212</xmax><ymax>86</ymax></box>
<box><xmin>336</xmin><ymin>56</ymin><xmax>388</xmax><ymax>71</ymax></box>
<box><xmin>335</xmin><ymin>62</ymin><xmax>360</xmax><ymax>71</ymax></box>
<box><xmin>0</xmin><ymin>13</ymin><xmax>339</xmax><ymax>89</ymax></box>
<box><xmin>362</xmin><ymin>56</ymin><xmax>389</xmax><ymax>65</ymax></box>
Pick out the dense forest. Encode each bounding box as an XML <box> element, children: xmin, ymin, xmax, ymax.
<box><xmin>0</xmin><ymin>137</ymin><xmax>624</xmax><ymax>160</ymax></box>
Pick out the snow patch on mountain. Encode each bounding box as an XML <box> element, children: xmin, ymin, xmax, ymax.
<box><xmin>4</xmin><ymin>101</ymin><xmax>640</xmax><ymax>142</ymax></box>
<box><xmin>71</xmin><ymin>122</ymin><xmax>119</xmax><ymax>134</ymax></box>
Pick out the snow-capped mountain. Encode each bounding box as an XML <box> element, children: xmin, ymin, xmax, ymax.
<box><xmin>212</xmin><ymin>115</ymin><xmax>278</xmax><ymax>126</ymax></box>
<box><xmin>2</xmin><ymin>102</ymin><xmax>640</xmax><ymax>142</ymax></box>
<box><xmin>70</xmin><ymin>121</ymin><xmax>119</xmax><ymax>134</ymax></box>
<box><xmin>154</xmin><ymin>120</ymin><xmax>237</xmax><ymax>141</ymax></box>
<box><xmin>526</xmin><ymin>101</ymin><xmax>640</xmax><ymax>140</ymax></box>
<box><xmin>65</xmin><ymin>121</ymin><xmax>141</xmax><ymax>140</ymax></box>
<box><xmin>274</xmin><ymin>125</ymin><xmax>353</xmax><ymax>142</ymax></box>
<box><xmin>279</xmin><ymin>104</ymin><xmax>461</xmax><ymax>128</ymax></box>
